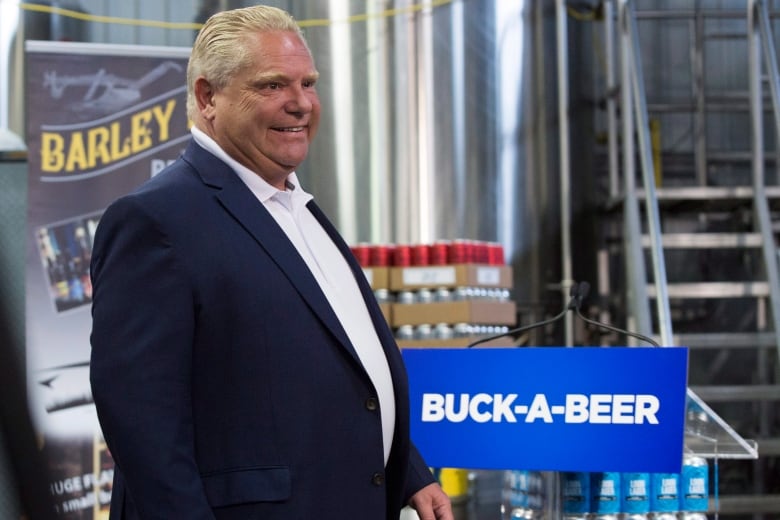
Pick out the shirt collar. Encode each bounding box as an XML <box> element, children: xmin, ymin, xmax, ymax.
<box><xmin>191</xmin><ymin>126</ymin><xmax>313</xmax><ymax>208</ymax></box>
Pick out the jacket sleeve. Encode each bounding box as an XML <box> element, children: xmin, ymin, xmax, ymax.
<box><xmin>404</xmin><ymin>442</ymin><xmax>438</xmax><ymax>504</ymax></box>
<box><xmin>89</xmin><ymin>195</ymin><xmax>215</xmax><ymax>519</ymax></box>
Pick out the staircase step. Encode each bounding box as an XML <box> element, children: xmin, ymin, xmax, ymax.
<box><xmin>642</xmin><ymin>232</ymin><xmax>762</xmax><ymax>249</ymax></box>
<box><xmin>757</xmin><ymin>437</ymin><xmax>780</xmax><ymax>456</ymax></box>
<box><xmin>674</xmin><ymin>331</ymin><xmax>777</xmax><ymax>348</ymax></box>
<box><xmin>648</xmin><ymin>281</ymin><xmax>769</xmax><ymax>298</ymax></box>
<box><xmin>689</xmin><ymin>385</ymin><xmax>780</xmax><ymax>402</ymax></box>
<box><xmin>711</xmin><ymin>494</ymin><xmax>780</xmax><ymax>515</ymax></box>
<box><xmin>639</xmin><ymin>185</ymin><xmax>780</xmax><ymax>201</ymax></box>
<box><xmin>633</xmin><ymin>185</ymin><xmax>780</xmax><ymax>211</ymax></box>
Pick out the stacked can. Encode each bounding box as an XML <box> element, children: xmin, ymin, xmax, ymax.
<box><xmin>680</xmin><ymin>455</ymin><xmax>709</xmax><ymax>520</ymax></box>
<box><xmin>401</xmin><ymin>239</ymin><xmax>506</xmax><ymax>266</ymax></box>
<box><xmin>621</xmin><ymin>472</ymin><xmax>651</xmax><ymax>520</ymax></box>
<box><xmin>650</xmin><ymin>471</ymin><xmax>681</xmax><ymax>520</ymax></box>
<box><xmin>561</xmin><ymin>472</ymin><xmax>590</xmax><ymax>520</ymax></box>
<box><xmin>502</xmin><ymin>470</ymin><xmax>530</xmax><ymax>520</ymax></box>
<box><xmin>393</xmin><ymin>244</ymin><xmax>412</xmax><ymax>267</ymax></box>
<box><xmin>351</xmin><ymin>240</ymin><xmax>506</xmax><ymax>267</ymax></box>
<box><xmin>350</xmin><ymin>242</ymin><xmax>394</xmax><ymax>268</ymax></box>
<box><xmin>349</xmin><ymin>243</ymin><xmax>371</xmax><ymax>267</ymax></box>
<box><xmin>591</xmin><ymin>472</ymin><xmax>621</xmax><ymax>520</ymax></box>
<box><xmin>526</xmin><ymin>471</ymin><xmax>546</xmax><ymax>517</ymax></box>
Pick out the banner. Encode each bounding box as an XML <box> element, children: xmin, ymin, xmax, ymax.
<box><xmin>403</xmin><ymin>347</ymin><xmax>689</xmax><ymax>473</ymax></box>
<box><xmin>25</xmin><ymin>41</ymin><xmax>190</xmax><ymax>518</ymax></box>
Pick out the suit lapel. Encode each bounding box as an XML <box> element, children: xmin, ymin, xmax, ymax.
<box><xmin>306</xmin><ymin>201</ymin><xmax>407</xmax><ymax>376</ymax></box>
<box><xmin>181</xmin><ymin>142</ymin><xmax>361</xmax><ymax>365</ymax></box>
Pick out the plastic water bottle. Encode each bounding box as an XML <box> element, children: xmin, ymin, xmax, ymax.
<box><xmin>650</xmin><ymin>471</ymin><xmax>680</xmax><ymax>520</ymax></box>
<box><xmin>590</xmin><ymin>472</ymin><xmax>621</xmax><ymax>520</ymax></box>
<box><xmin>621</xmin><ymin>472</ymin><xmax>650</xmax><ymax>520</ymax></box>
<box><xmin>680</xmin><ymin>455</ymin><xmax>709</xmax><ymax>520</ymax></box>
<box><xmin>560</xmin><ymin>472</ymin><xmax>589</xmax><ymax>520</ymax></box>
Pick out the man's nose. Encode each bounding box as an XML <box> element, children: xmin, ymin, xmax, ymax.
<box><xmin>286</xmin><ymin>85</ymin><xmax>315</xmax><ymax>114</ymax></box>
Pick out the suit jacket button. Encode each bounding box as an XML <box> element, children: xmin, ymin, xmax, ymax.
<box><xmin>371</xmin><ymin>472</ymin><xmax>385</xmax><ymax>486</ymax></box>
<box><xmin>365</xmin><ymin>397</ymin><xmax>378</xmax><ymax>411</ymax></box>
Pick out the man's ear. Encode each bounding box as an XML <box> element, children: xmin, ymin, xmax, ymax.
<box><xmin>194</xmin><ymin>77</ymin><xmax>217</xmax><ymax>120</ymax></box>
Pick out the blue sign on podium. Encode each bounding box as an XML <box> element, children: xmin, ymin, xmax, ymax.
<box><xmin>402</xmin><ymin>347</ymin><xmax>688</xmax><ymax>473</ymax></box>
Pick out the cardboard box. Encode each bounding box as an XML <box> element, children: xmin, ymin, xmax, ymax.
<box><xmin>389</xmin><ymin>264</ymin><xmax>512</xmax><ymax>291</ymax></box>
<box><xmin>379</xmin><ymin>303</ymin><xmax>392</xmax><ymax>325</ymax></box>
<box><xmin>391</xmin><ymin>300</ymin><xmax>516</xmax><ymax>327</ymax></box>
<box><xmin>397</xmin><ymin>337</ymin><xmax>520</xmax><ymax>348</ymax></box>
<box><xmin>363</xmin><ymin>266</ymin><xmax>390</xmax><ymax>290</ymax></box>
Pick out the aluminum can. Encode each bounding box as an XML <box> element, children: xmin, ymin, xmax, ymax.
<box><xmin>416</xmin><ymin>288</ymin><xmax>434</xmax><ymax>304</ymax></box>
<box><xmin>453</xmin><ymin>323</ymin><xmax>472</xmax><ymax>338</ymax></box>
<box><xmin>433</xmin><ymin>323</ymin><xmax>454</xmax><ymax>340</ymax></box>
<box><xmin>414</xmin><ymin>324</ymin><xmax>433</xmax><ymax>340</ymax></box>
<box><xmin>621</xmin><ymin>472</ymin><xmax>650</xmax><ymax>515</ymax></box>
<box><xmin>488</xmin><ymin>241</ymin><xmax>505</xmax><ymax>265</ymax></box>
<box><xmin>369</xmin><ymin>244</ymin><xmax>391</xmax><ymax>267</ymax></box>
<box><xmin>561</xmin><ymin>472</ymin><xmax>590</xmax><ymax>516</ymax></box>
<box><xmin>411</xmin><ymin>243</ymin><xmax>430</xmax><ymax>266</ymax></box>
<box><xmin>434</xmin><ymin>287</ymin><xmax>452</xmax><ymax>302</ymax></box>
<box><xmin>452</xmin><ymin>286</ymin><xmax>472</xmax><ymax>301</ymax></box>
<box><xmin>392</xmin><ymin>244</ymin><xmax>411</xmax><ymax>266</ymax></box>
<box><xmin>373</xmin><ymin>288</ymin><xmax>391</xmax><ymax>304</ymax></box>
<box><xmin>680</xmin><ymin>455</ymin><xmax>708</xmax><ymax>513</ymax></box>
<box><xmin>504</xmin><ymin>470</ymin><xmax>529</xmax><ymax>515</ymax></box>
<box><xmin>651</xmin><ymin>472</ymin><xmax>680</xmax><ymax>515</ymax></box>
<box><xmin>350</xmin><ymin>243</ymin><xmax>371</xmax><ymax>266</ymax></box>
<box><xmin>591</xmin><ymin>472</ymin><xmax>621</xmax><ymax>516</ymax></box>
<box><xmin>448</xmin><ymin>239</ymin><xmax>469</xmax><ymax>264</ymax></box>
<box><xmin>475</xmin><ymin>241</ymin><xmax>489</xmax><ymax>263</ymax></box>
<box><xmin>430</xmin><ymin>240</ymin><xmax>449</xmax><ymax>265</ymax></box>
<box><xmin>397</xmin><ymin>290</ymin><xmax>415</xmax><ymax>305</ymax></box>
<box><xmin>396</xmin><ymin>324</ymin><xmax>414</xmax><ymax>341</ymax></box>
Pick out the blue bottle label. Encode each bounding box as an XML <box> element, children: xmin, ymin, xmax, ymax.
<box><xmin>591</xmin><ymin>472</ymin><xmax>621</xmax><ymax>514</ymax></box>
<box><xmin>561</xmin><ymin>472</ymin><xmax>590</xmax><ymax>514</ymax></box>
<box><xmin>651</xmin><ymin>473</ymin><xmax>680</xmax><ymax>513</ymax></box>
<box><xmin>680</xmin><ymin>462</ymin><xmax>708</xmax><ymax>512</ymax></box>
<box><xmin>621</xmin><ymin>472</ymin><xmax>651</xmax><ymax>514</ymax></box>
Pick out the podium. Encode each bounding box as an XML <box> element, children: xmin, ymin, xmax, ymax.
<box><xmin>402</xmin><ymin>346</ymin><xmax>757</xmax><ymax>473</ymax></box>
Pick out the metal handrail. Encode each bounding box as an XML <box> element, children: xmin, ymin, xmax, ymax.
<box><xmin>616</xmin><ymin>0</ymin><xmax>675</xmax><ymax>346</ymax></box>
<box><xmin>748</xmin><ymin>0</ymin><xmax>780</xmax><ymax>362</ymax></box>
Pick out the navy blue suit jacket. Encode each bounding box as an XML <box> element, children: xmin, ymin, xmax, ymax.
<box><xmin>89</xmin><ymin>140</ymin><xmax>435</xmax><ymax>519</ymax></box>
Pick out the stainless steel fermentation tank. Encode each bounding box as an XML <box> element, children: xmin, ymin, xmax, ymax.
<box><xmin>291</xmin><ymin>0</ymin><xmax>558</xmax><ymax>307</ymax></box>
<box><xmin>1</xmin><ymin>0</ymin><xmax>562</xmax><ymax>314</ymax></box>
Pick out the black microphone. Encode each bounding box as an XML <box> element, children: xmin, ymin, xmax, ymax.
<box><xmin>571</xmin><ymin>281</ymin><xmax>660</xmax><ymax>347</ymax></box>
<box><xmin>466</xmin><ymin>284</ymin><xmax>582</xmax><ymax>348</ymax></box>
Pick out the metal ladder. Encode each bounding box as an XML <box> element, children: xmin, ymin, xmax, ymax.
<box><xmin>599</xmin><ymin>0</ymin><xmax>780</xmax><ymax>516</ymax></box>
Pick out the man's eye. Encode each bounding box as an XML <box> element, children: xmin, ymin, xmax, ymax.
<box><xmin>303</xmin><ymin>80</ymin><xmax>316</xmax><ymax>88</ymax></box>
<box><xmin>268</xmin><ymin>82</ymin><xmax>280</xmax><ymax>90</ymax></box>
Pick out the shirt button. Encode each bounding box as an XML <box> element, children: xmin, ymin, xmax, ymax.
<box><xmin>365</xmin><ymin>397</ymin><xmax>378</xmax><ymax>411</ymax></box>
<box><xmin>371</xmin><ymin>472</ymin><xmax>385</xmax><ymax>486</ymax></box>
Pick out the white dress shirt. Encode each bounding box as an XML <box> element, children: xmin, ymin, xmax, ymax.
<box><xmin>191</xmin><ymin>127</ymin><xmax>396</xmax><ymax>464</ymax></box>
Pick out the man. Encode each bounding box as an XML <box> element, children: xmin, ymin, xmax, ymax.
<box><xmin>89</xmin><ymin>5</ymin><xmax>453</xmax><ymax>520</ymax></box>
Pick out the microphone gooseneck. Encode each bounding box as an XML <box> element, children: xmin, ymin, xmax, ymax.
<box><xmin>572</xmin><ymin>282</ymin><xmax>660</xmax><ymax>347</ymax></box>
<box><xmin>466</xmin><ymin>285</ymin><xmax>580</xmax><ymax>348</ymax></box>
<box><xmin>466</xmin><ymin>280</ymin><xmax>660</xmax><ymax>348</ymax></box>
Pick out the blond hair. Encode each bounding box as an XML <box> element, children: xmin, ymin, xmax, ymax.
<box><xmin>186</xmin><ymin>5</ymin><xmax>309</xmax><ymax>119</ymax></box>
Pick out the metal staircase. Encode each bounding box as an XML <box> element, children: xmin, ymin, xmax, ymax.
<box><xmin>596</xmin><ymin>1</ymin><xmax>780</xmax><ymax>516</ymax></box>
